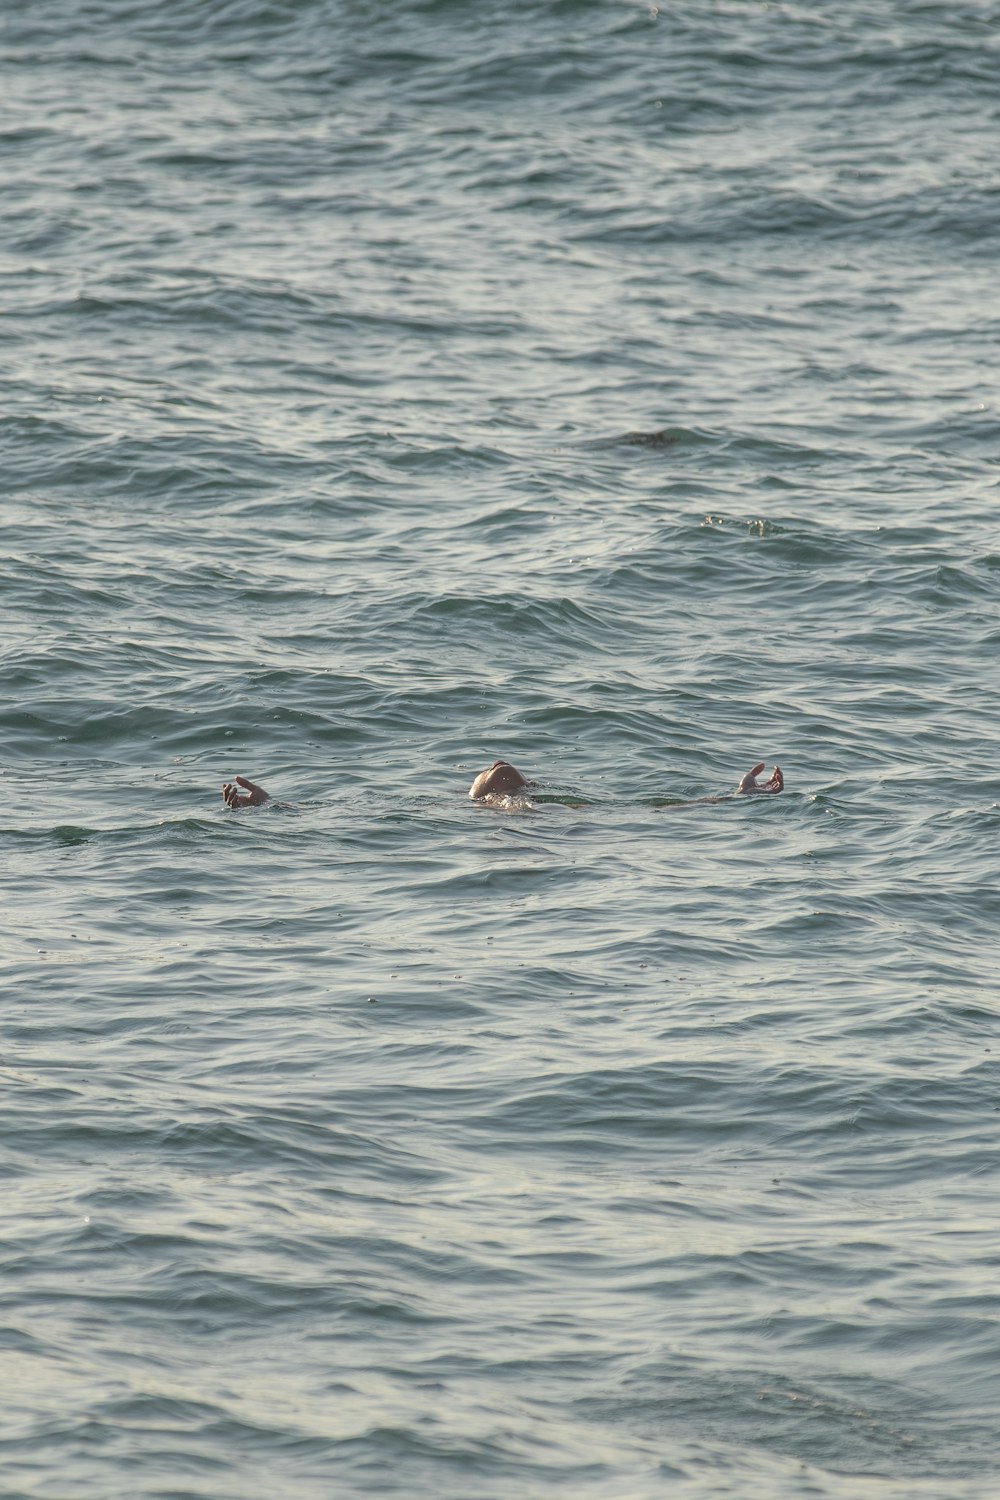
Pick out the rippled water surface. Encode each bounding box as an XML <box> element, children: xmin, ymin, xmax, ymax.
<box><xmin>3</xmin><ymin>2</ymin><xmax>1000</xmax><ymax>1496</ymax></box>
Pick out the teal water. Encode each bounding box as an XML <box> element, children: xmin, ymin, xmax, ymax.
<box><xmin>3</xmin><ymin>2</ymin><xmax>1000</xmax><ymax>1496</ymax></box>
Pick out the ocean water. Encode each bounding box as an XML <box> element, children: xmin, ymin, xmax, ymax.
<box><xmin>3</xmin><ymin>1</ymin><xmax>1000</xmax><ymax>1495</ymax></box>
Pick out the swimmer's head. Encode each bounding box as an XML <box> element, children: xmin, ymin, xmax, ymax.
<box><xmin>469</xmin><ymin>760</ymin><xmax>529</xmax><ymax>799</ymax></box>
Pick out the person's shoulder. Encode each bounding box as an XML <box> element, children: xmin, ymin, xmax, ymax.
<box><xmin>469</xmin><ymin>760</ymin><xmax>531</xmax><ymax>799</ymax></box>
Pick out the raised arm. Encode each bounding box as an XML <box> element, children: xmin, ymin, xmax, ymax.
<box><xmin>222</xmin><ymin>775</ymin><xmax>270</xmax><ymax>808</ymax></box>
<box><xmin>735</xmin><ymin>762</ymin><xmax>783</xmax><ymax>795</ymax></box>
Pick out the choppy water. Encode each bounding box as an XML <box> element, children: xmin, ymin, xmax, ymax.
<box><xmin>3</xmin><ymin>2</ymin><xmax>1000</xmax><ymax>1495</ymax></box>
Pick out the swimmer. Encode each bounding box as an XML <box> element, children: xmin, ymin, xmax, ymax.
<box><xmin>222</xmin><ymin>762</ymin><xmax>535</xmax><ymax>810</ymax></box>
<box><xmin>468</xmin><ymin>758</ymin><xmax>783</xmax><ymax>803</ymax></box>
